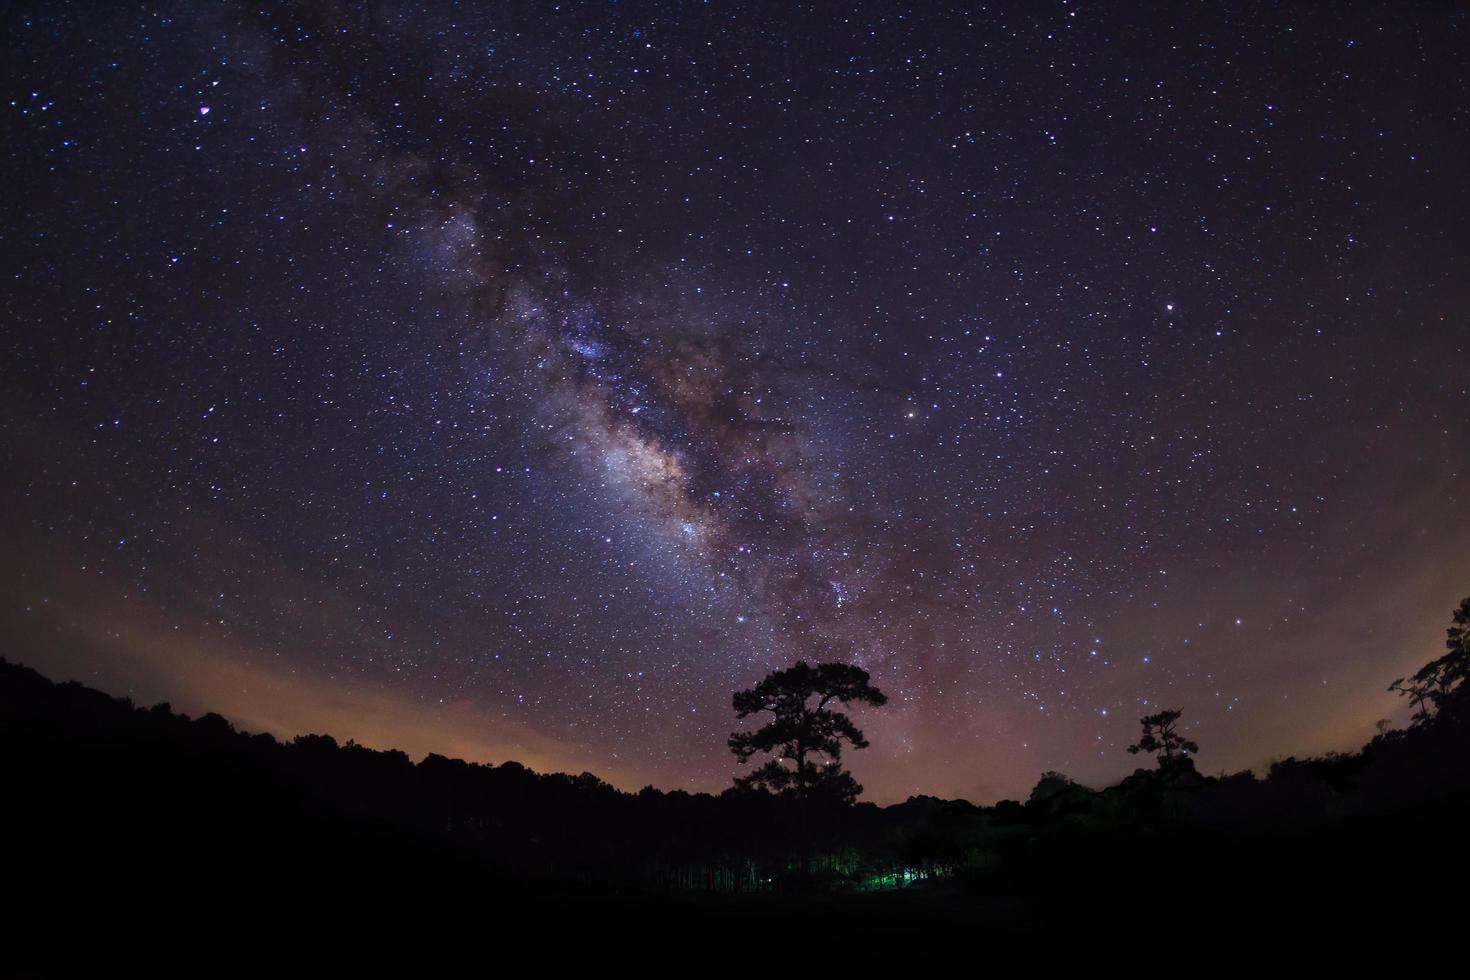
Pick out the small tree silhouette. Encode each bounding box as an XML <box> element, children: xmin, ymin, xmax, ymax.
<box><xmin>1127</xmin><ymin>709</ymin><xmax>1198</xmax><ymax>766</ymax></box>
<box><xmin>728</xmin><ymin>661</ymin><xmax>887</xmax><ymax>806</ymax></box>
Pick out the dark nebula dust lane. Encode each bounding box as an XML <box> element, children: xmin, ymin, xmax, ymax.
<box><xmin>2</xmin><ymin>1</ymin><xmax>1468</xmax><ymax>803</ymax></box>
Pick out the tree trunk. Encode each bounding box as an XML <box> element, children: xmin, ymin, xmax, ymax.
<box><xmin>796</xmin><ymin>745</ymin><xmax>810</xmax><ymax>889</ymax></box>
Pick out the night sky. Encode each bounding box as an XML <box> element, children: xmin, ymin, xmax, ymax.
<box><xmin>3</xmin><ymin>1</ymin><xmax>1468</xmax><ymax>804</ymax></box>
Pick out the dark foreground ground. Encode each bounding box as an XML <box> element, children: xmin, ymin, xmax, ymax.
<box><xmin>5</xmin><ymin>656</ymin><xmax>1466</xmax><ymax>972</ymax></box>
<box><xmin>10</xmin><ymin>823</ymin><xmax>1458</xmax><ymax>973</ymax></box>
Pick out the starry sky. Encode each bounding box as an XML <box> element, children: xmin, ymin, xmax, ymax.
<box><xmin>3</xmin><ymin>1</ymin><xmax>1468</xmax><ymax>804</ymax></box>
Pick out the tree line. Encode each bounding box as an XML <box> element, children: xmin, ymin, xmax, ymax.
<box><xmin>2</xmin><ymin>594</ymin><xmax>1468</xmax><ymax>902</ymax></box>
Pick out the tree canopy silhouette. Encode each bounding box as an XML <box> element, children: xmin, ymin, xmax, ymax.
<box><xmin>1127</xmin><ymin>708</ymin><xmax>1199</xmax><ymax>766</ymax></box>
<box><xmin>1391</xmin><ymin>595</ymin><xmax>1470</xmax><ymax>725</ymax></box>
<box><xmin>728</xmin><ymin>660</ymin><xmax>888</xmax><ymax>805</ymax></box>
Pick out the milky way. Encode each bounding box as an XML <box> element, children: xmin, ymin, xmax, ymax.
<box><xmin>3</xmin><ymin>1</ymin><xmax>1468</xmax><ymax>802</ymax></box>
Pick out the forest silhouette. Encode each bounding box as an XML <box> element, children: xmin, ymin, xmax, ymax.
<box><xmin>4</xmin><ymin>595</ymin><xmax>1469</xmax><ymax>964</ymax></box>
